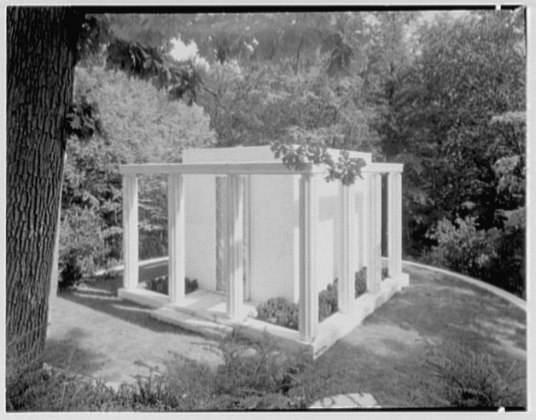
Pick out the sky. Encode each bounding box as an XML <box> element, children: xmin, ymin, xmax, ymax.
<box><xmin>169</xmin><ymin>37</ymin><xmax>198</xmax><ymax>61</ymax></box>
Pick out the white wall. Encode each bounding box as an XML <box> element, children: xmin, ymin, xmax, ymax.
<box><xmin>184</xmin><ymin>174</ymin><xmax>216</xmax><ymax>291</ymax></box>
<box><xmin>249</xmin><ymin>175</ymin><xmax>296</xmax><ymax>302</ymax></box>
<box><xmin>182</xmin><ymin>146</ymin><xmax>372</xmax><ymax>304</ymax></box>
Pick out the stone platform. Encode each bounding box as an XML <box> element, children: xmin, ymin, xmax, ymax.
<box><xmin>119</xmin><ymin>272</ymin><xmax>409</xmax><ymax>358</ymax></box>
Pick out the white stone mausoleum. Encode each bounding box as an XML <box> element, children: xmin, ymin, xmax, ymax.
<box><xmin>118</xmin><ymin>146</ymin><xmax>409</xmax><ymax>357</ymax></box>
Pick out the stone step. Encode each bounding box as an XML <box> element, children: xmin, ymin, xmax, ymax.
<box><xmin>165</xmin><ymin>303</ymin><xmax>227</xmax><ymax>324</ymax></box>
<box><xmin>166</xmin><ymin>303</ymin><xmax>257</xmax><ymax>325</ymax></box>
<box><xmin>151</xmin><ymin>306</ymin><xmax>232</xmax><ymax>339</ymax></box>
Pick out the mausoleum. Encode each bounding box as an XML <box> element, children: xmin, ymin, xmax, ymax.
<box><xmin>118</xmin><ymin>145</ymin><xmax>409</xmax><ymax>357</ymax></box>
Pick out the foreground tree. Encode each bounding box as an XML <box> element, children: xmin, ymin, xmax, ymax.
<box><xmin>7</xmin><ymin>7</ymin><xmax>83</xmax><ymax>377</ymax></box>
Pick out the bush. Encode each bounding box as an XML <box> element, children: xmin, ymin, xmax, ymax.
<box><xmin>145</xmin><ymin>276</ymin><xmax>198</xmax><ymax>295</ymax></box>
<box><xmin>490</xmin><ymin>212</ymin><xmax>525</xmax><ymax>297</ymax></box>
<box><xmin>6</xmin><ymin>365</ymin><xmax>130</xmax><ymax>411</ymax></box>
<box><xmin>59</xmin><ymin>207</ymin><xmax>108</xmax><ymax>289</ymax></box>
<box><xmin>426</xmin><ymin>217</ymin><xmax>501</xmax><ymax>279</ymax></box>
<box><xmin>59</xmin><ymin>66</ymin><xmax>217</xmax><ymax>278</ymax></box>
<box><xmin>256</xmin><ymin>297</ymin><xmax>299</xmax><ymax>330</ymax></box>
<box><xmin>425</xmin><ymin>216</ymin><xmax>525</xmax><ymax>298</ymax></box>
<box><xmin>203</xmin><ymin>331</ymin><xmax>332</xmax><ymax>410</ymax></box>
<box><xmin>318</xmin><ymin>281</ymin><xmax>338</xmax><ymax>321</ymax></box>
<box><xmin>355</xmin><ymin>267</ymin><xmax>367</xmax><ymax>297</ymax></box>
<box><xmin>423</xmin><ymin>342</ymin><xmax>525</xmax><ymax>408</ymax></box>
<box><xmin>7</xmin><ymin>332</ymin><xmax>333</xmax><ymax>411</ymax></box>
<box><xmin>257</xmin><ymin>269</ymin><xmax>378</xmax><ymax>329</ymax></box>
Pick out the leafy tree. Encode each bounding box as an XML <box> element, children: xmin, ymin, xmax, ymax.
<box><xmin>374</xmin><ymin>10</ymin><xmax>525</xmax><ymax>254</ymax></box>
<box><xmin>169</xmin><ymin>12</ymin><xmax>342</xmax><ymax>67</ymax></box>
<box><xmin>61</xmin><ymin>65</ymin><xmax>215</xmax><ymax>278</ymax></box>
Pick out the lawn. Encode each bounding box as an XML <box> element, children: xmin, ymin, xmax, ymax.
<box><xmin>315</xmin><ymin>264</ymin><xmax>526</xmax><ymax>408</ymax></box>
<box><xmin>41</xmin><ymin>263</ymin><xmax>526</xmax><ymax>409</ymax></box>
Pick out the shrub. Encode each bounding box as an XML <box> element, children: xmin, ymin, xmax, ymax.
<box><xmin>59</xmin><ymin>66</ymin><xmax>217</xmax><ymax>278</ymax></box>
<box><xmin>59</xmin><ymin>207</ymin><xmax>108</xmax><ymax>289</ymax></box>
<box><xmin>7</xmin><ymin>332</ymin><xmax>335</xmax><ymax>411</ymax></box>
<box><xmin>145</xmin><ymin>276</ymin><xmax>198</xmax><ymax>295</ymax></box>
<box><xmin>257</xmin><ymin>270</ymin><xmax>376</xmax><ymax>329</ymax></box>
<box><xmin>489</xmin><ymin>211</ymin><xmax>525</xmax><ymax>298</ymax></box>
<box><xmin>256</xmin><ymin>297</ymin><xmax>299</xmax><ymax>330</ymax></box>
<box><xmin>6</xmin><ymin>365</ymin><xmax>130</xmax><ymax>411</ymax></box>
<box><xmin>423</xmin><ymin>341</ymin><xmax>525</xmax><ymax>408</ymax></box>
<box><xmin>318</xmin><ymin>281</ymin><xmax>338</xmax><ymax>322</ymax></box>
<box><xmin>355</xmin><ymin>267</ymin><xmax>367</xmax><ymax>297</ymax></box>
<box><xmin>205</xmin><ymin>331</ymin><xmax>331</xmax><ymax>410</ymax></box>
<box><xmin>425</xmin><ymin>216</ymin><xmax>525</xmax><ymax>298</ymax></box>
<box><xmin>426</xmin><ymin>217</ymin><xmax>501</xmax><ymax>279</ymax></box>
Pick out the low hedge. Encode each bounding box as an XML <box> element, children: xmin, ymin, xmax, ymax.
<box><xmin>145</xmin><ymin>276</ymin><xmax>198</xmax><ymax>295</ymax></box>
<box><xmin>257</xmin><ymin>266</ymin><xmax>387</xmax><ymax>330</ymax></box>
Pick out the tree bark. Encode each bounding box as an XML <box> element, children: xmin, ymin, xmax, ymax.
<box><xmin>6</xmin><ymin>7</ymin><xmax>80</xmax><ymax>378</ymax></box>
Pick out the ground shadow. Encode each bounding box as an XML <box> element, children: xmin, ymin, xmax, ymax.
<box><xmin>316</xmin><ymin>265</ymin><xmax>527</xmax><ymax>408</ymax></box>
<box><xmin>58</xmin><ymin>282</ymin><xmax>201</xmax><ymax>337</ymax></box>
<box><xmin>42</xmin><ymin>327</ymin><xmax>108</xmax><ymax>379</ymax></box>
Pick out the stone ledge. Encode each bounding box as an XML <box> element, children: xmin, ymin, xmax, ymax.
<box><xmin>119</xmin><ymin>275</ymin><xmax>409</xmax><ymax>358</ymax></box>
<box><xmin>118</xmin><ymin>288</ymin><xmax>170</xmax><ymax>308</ymax></box>
<box><xmin>151</xmin><ymin>306</ymin><xmax>232</xmax><ymax>339</ymax></box>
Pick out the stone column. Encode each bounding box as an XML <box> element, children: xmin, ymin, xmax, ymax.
<box><xmin>388</xmin><ymin>172</ymin><xmax>403</xmax><ymax>279</ymax></box>
<box><xmin>123</xmin><ymin>174</ymin><xmax>138</xmax><ymax>290</ymax></box>
<box><xmin>168</xmin><ymin>173</ymin><xmax>186</xmax><ymax>304</ymax></box>
<box><xmin>338</xmin><ymin>183</ymin><xmax>353</xmax><ymax>314</ymax></box>
<box><xmin>226</xmin><ymin>174</ymin><xmax>245</xmax><ymax>321</ymax></box>
<box><xmin>243</xmin><ymin>175</ymin><xmax>251</xmax><ymax>301</ymax></box>
<box><xmin>359</xmin><ymin>176</ymin><xmax>369</xmax><ymax>271</ymax></box>
<box><xmin>366</xmin><ymin>172</ymin><xmax>382</xmax><ymax>293</ymax></box>
<box><xmin>299</xmin><ymin>173</ymin><xmax>318</xmax><ymax>341</ymax></box>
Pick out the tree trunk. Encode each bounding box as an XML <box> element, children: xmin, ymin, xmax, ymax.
<box><xmin>6</xmin><ymin>7</ymin><xmax>80</xmax><ymax>379</ymax></box>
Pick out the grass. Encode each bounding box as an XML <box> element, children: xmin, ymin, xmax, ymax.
<box><xmin>9</xmin><ymin>332</ymin><xmax>333</xmax><ymax>411</ymax></box>
<box><xmin>422</xmin><ymin>340</ymin><xmax>524</xmax><ymax>407</ymax></box>
<box><xmin>38</xmin><ymin>264</ymin><xmax>526</xmax><ymax>410</ymax></box>
<box><xmin>45</xmin><ymin>280</ymin><xmax>222</xmax><ymax>385</ymax></box>
<box><xmin>315</xmin><ymin>265</ymin><xmax>526</xmax><ymax>408</ymax></box>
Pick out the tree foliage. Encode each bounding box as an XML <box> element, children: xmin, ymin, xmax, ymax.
<box><xmin>372</xmin><ymin>10</ymin><xmax>525</xmax><ymax>254</ymax></box>
<box><xmin>61</xmin><ymin>65</ymin><xmax>215</xmax><ymax>280</ymax></box>
<box><xmin>7</xmin><ymin>7</ymin><xmax>527</xmax><ymax>382</ymax></box>
<box><xmin>64</xmin><ymin>9</ymin><xmax>527</xmax><ymax>292</ymax></box>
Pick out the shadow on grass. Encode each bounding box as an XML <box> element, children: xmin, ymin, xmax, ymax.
<box><xmin>42</xmin><ymin>327</ymin><xmax>108</xmax><ymax>378</ymax></box>
<box><xmin>58</xmin><ymin>282</ymin><xmax>201</xmax><ymax>337</ymax></box>
<box><xmin>387</xmin><ymin>266</ymin><xmax>526</xmax><ymax>356</ymax></box>
<box><xmin>317</xmin><ymin>335</ymin><xmax>435</xmax><ymax>408</ymax></box>
<box><xmin>315</xmin><ymin>265</ymin><xmax>527</xmax><ymax>408</ymax></box>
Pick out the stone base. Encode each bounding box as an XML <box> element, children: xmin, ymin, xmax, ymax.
<box><xmin>237</xmin><ymin>273</ymin><xmax>409</xmax><ymax>358</ymax></box>
<box><xmin>151</xmin><ymin>306</ymin><xmax>232</xmax><ymax>339</ymax></box>
<box><xmin>119</xmin><ymin>273</ymin><xmax>409</xmax><ymax>358</ymax></box>
<box><xmin>118</xmin><ymin>287</ymin><xmax>170</xmax><ymax>308</ymax></box>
